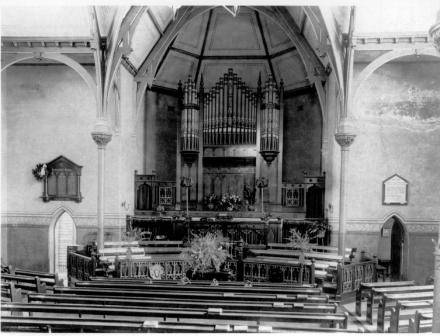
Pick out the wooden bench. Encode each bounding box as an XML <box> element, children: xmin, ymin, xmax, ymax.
<box><xmin>54</xmin><ymin>286</ymin><xmax>324</xmax><ymax>303</ymax></box>
<box><xmin>409</xmin><ymin>311</ymin><xmax>433</xmax><ymax>333</ymax></box>
<box><xmin>355</xmin><ymin>280</ymin><xmax>416</xmax><ymax>317</ymax></box>
<box><xmin>389</xmin><ymin>300</ymin><xmax>433</xmax><ymax>333</ymax></box>
<box><xmin>7</xmin><ymin>267</ymin><xmax>62</xmax><ymax>286</ymax></box>
<box><xmin>28</xmin><ymin>293</ymin><xmax>338</xmax><ymax>313</ymax></box>
<box><xmin>73</xmin><ymin>281</ymin><xmax>323</xmax><ymax>296</ymax></box>
<box><xmin>87</xmin><ymin>277</ymin><xmax>317</xmax><ymax>287</ymax></box>
<box><xmin>1</xmin><ymin>283</ymin><xmax>22</xmax><ymax>302</ymax></box>
<box><xmin>0</xmin><ymin>315</ymin><xmax>356</xmax><ymax>333</ymax></box>
<box><xmin>375</xmin><ymin>288</ymin><xmax>433</xmax><ymax>332</ymax></box>
<box><xmin>1</xmin><ymin>274</ymin><xmax>47</xmax><ymax>294</ymax></box>
<box><xmin>1</xmin><ymin>302</ymin><xmax>349</xmax><ymax>329</ymax></box>
<box><xmin>267</xmin><ymin>243</ymin><xmax>353</xmax><ymax>258</ymax></box>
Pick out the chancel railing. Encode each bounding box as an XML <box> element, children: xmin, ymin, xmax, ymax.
<box><xmin>243</xmin><ymin>258</ymin><xmax>315</xmax><ymax>285</ymax></box>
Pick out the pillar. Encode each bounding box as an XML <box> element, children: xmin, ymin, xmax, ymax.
<box><xmin>334</xmin><ymin>131</ymin><xmax>355</xmax><ymax>257</ymax></box>
<box><xmin>433</xmin><ymin>243</ymin><xmax>440</xmax><ymax>332</ymax></box>
<box><xmin>91</xmin><ymin>121</ymin><xmax>112</xmax><ymax>250</ymax></box>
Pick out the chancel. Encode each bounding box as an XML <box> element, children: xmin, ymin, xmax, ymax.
<box><xmin>1</xmin><ymin>3</ymin><xmax>440</xmax><ymax>333</ymax></box>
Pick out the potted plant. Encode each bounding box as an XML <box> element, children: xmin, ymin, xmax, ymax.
<box><xmin>286</xmin><ymin>228</ymin><xmax>313</xmax><ymax>263</ymax></box>
<box><xmin>181</xmin><ymin>231</ymin><xmax>232</xmax><ymax>280</ymax></box>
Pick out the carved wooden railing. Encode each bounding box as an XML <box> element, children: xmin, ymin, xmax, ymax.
<box><xmin>114</xmin><ymin>257</ymin><xmax>238</xmax><ymax>281</ymax></box>
<box><xmin>336</xmin><ymin>259</ymin><xmax>378</xmax><ymax>296</ymax></box>
<box><xmin>115</xmin><ymin>256</ymin><xmax>187</xmax><ymax>280</ymax></box>
<box><xmin>243</xmin><ymin>258</ymin><xmax>315</xmax><ymax>285</ymax></box>
<box><xmin>67</xmin><ymin>247</ymin><xmax>96</xmax><ymax>281</ymax></box>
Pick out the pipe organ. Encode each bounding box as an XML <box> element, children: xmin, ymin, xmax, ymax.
<box><xmin>178</xmin><ymin>68</ymin><xmax>284</xmax><ymax>209</ymax></box>
<box><xmin>202</xmin><ymin>70</ymin><xmax>258</xmax><ymax>146</ymax></box>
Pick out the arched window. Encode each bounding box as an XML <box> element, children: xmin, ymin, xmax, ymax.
<box><xmin>53</xmin><ymin>212</ymin><xmax>76</xmax><ymax>285</ymax></box>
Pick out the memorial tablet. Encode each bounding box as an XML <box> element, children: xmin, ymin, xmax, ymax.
<box><xmin>383</xmin><ymin>174</ymin><xmax>408</xmax><ymax>205</ymax></box>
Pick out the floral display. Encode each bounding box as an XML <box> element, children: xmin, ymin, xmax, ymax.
<box><xmin>203</xmin><ymin>193</ymin><xmax>242</xmax><ymax>211</ymax></box>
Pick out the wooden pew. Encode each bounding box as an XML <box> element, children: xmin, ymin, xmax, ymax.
<box><xmin>355</xmin><ymin>280</ymin><xmax>416</xmax><ymax>316</ymax></box>
<box><xmin>88</xmin><ymin>277</ymin><xmax>317</xmax><ymax>287</ymax></box>
<box><xmin>375</xmin><ymin>289</ymin><xmax>434</xmax><ymax>332</ymax></box>
<box><xmin>28</xmin><ymin>293</ymin><xmax>338</xmax><ymax>313</ymax></box>
<box><xmin>1</xmin><ymin>302</ymin><xmax>349</xmax><ymax>329</ymax></box>
<box><xmin>7</xmin><ymin>267</ymin><xmax>62</xmax><ymax>286</ymax></box>
<box><xmin>1</xmin><ymin>274</ymin><xmax>47</xmax><ymax>294</ymax></box>
<box><xmin>1</xmin><ymin>315</ymin><xmax>356</xmax><ymax>333</ymax></box>
<box><xmin>409</xmin><ymin>311</ymin><xmax>433</xmax><ymax>333</ymax></box>
<box><xmin>1</xmin><ymin>283</ymin><xmax>22</xmax><ymax>302</ymax></box>
<box><xmin>73</xmin><ymin>281</ymin><xmax>323</xmax><ymax>296</ymax></box>
<box><xmin>389</xmin><ymin>300</ymin><xmax>433</xmax><ymax>333</ymax></box>
<box><xmin>53</xmin><ymin>286</ymin><xmax>325</xmax><ymax>303</ymax></box>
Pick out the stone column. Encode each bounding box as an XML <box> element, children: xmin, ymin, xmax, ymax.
<box><xmin>91</xmin><ymin>121</ymin><xmax>112</xmax><ymax>251</ymax></box>
<box><xmin>433</xmin><ymin>243</ymin><xmax>440</xmax><ymax>332</ymax></box>
<box><xmin>334</xmin><ymin>131</ymin><xmax>356</xmax><ymax>257</ymax></box>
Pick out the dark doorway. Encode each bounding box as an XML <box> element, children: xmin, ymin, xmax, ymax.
<box><xmin>390</xmin><ymin>219</ymin><xmax>405</xmax><ymax>280</ymax></box>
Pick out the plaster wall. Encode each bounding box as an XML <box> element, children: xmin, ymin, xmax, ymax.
<box><xmin>1</xmin><ymin>64</ymin><xmax>143</xmax><ymax>270</ymax></box>
<box><xmin>144</xmin><ymin>90</ymin><xmax>178</xmax><ymax>180</ymax></box>
<box><xmin>282</xmin><ymin>90</ymin><xmax>322</xmax><ymax>183</ymax></box>
<box><xmin>343</xmin><ymin>60</ymin><xmax>440</xmax><ymax>283</ymax></box>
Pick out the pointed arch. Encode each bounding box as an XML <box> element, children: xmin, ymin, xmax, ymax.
<box><xmin>2</xmin><ymin>53</ymin><xmax>97</xmax><ymax>101</ymax></box>
<box><xmin>48</xmin><ymin>207</ymin><xmax>77</xmax><ymax>274</ymax></box>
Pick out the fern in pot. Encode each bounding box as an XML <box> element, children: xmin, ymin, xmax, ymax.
<box><xmin>181</xmin><ymin>231</ymin><xmax>232</xmax><ymax>280</ymax></box>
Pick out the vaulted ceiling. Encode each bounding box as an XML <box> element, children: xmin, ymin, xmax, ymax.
<box><xmin>151</xmin><ymin>7</ymin><xmax>308</xmax><ymax>92</ymax></box>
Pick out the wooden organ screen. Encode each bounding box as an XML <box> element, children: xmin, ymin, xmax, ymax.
<box><xmin>202</xmin><ymin>69</ymin><xmax>258</xmax><ymax>146</ymax></box>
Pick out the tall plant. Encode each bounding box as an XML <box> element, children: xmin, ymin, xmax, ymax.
<box><xmin>181</xmin><ymin>231</ymin><xmax>229</xmax><ymax>275</ymax></box>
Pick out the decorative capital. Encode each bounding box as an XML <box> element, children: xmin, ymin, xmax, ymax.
<box><xmin>91</xmin><ymin>120</ymin><xmax>112</xmax><ymax>148</ymax></box>
<box><xmin>91</xmin><ymin>131</ymin><xmax>112</xmax><ymax>148</ymax></box>
<box><xmin>335</xmin><ymin>132</ymin><xmax>356</xmax><ymax>149</ymax></box>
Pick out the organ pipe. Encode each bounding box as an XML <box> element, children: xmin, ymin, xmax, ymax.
<box><xmin>180</xmin><ymin>75</ymin><xmax>200</xmax><ymax>165</ymax></box>
<box><xmin>260</xmin><ymin>74</ymin><xmax>283</xmax><ymax>165</ymax></box>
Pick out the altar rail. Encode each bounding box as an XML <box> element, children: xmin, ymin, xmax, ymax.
<box><xmin>67</xmin><ymin>247</ymin><xmax>97</xmax><ymax>281</ymax></box>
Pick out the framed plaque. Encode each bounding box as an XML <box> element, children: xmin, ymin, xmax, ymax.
<box><xmin>382</xmin><ymin>174</ymin><xmax>408</xmax><ymax>205</ymax></box>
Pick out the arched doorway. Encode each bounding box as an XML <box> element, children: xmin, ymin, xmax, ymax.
<box><xmin>390</xmin><ymin>218</ymin><xmax>405</xmax><ymax>280</ymax></box>
<box><xmin>377</xmin><ymin>216</ymin><xmax>407</xmax><ymax>280</ymax></box>
<box><xmin>51</xmin><ymin>212</ymin><xmax>76</xmax><ymax>285</ymax></box>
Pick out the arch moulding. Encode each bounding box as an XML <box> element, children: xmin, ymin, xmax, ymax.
<box><xmin>352</xmin><ymin>47</ymin><xmax>440</xmax><ymax>109</ymax></box>
<box><xmin>1</xmin><ymin>53</ymin><xmax>97</xmax><ymax>101</ymax></box>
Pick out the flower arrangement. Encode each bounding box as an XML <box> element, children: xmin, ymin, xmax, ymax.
<box><xmin>32</xmin><ymin>163</ymin><xmax>51</xmax><ymax>181</ymax></box>
<box><xmin>122</xmin><ymin>227</ymin><xmax>143</xmax><ymax>242</ymax></box>
<box><xmin>181</xmin><ymin>231</ymin><xmax>229</xmax><ymax>275</ymax></box>
<box><xmin>203</xmin><ymin>193</ymin><xmax>219</xmax><ymax>210</ymax></box>
<box><xmin>219</xmin><ymin>193</ymin><xmax>242</xmax><ymax>211</ymax></box>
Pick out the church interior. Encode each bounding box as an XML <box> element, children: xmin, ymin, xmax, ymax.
<box><xmin>1</xmin><ymin>3</ymin><xmax>440</xmax><ymax>333</ymax></box>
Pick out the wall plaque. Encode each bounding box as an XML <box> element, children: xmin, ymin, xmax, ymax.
<box><xmin>383</xmin><ymin>174</ymin><xmax>408</xmax><ymax>205</ymax></box>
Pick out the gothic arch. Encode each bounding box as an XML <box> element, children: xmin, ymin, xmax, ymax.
<box><xmin>352</xmin><ymin>48</ymin><xmax>440</xmax><ymax>110</ymax></box>
<box><xmin>48</xmin><ymin>207</ymin><xmax>77</xmax><ymax>274</ymax></box>
<box><xmin>1</xmin><ymin>53</ymin><xmax>97</xmax><ymax>100</ymax></box>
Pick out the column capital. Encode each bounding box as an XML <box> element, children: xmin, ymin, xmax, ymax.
<box><xmin>335</xmin><ymin>132</ymin><xmax>356</xmax><ymax>149</ymax></box>
<box><xmin>91</xmin><ymin>121</ymin><xmax>112</xmax><ymax>148</ymax></box>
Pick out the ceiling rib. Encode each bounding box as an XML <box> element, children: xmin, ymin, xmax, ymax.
<box><xmin>254</xmin><ymin>11</ymin><xmax>277</xmax><ymax>83</ymax></box>
<box><xmin>147</xmin><ymin>8</ymin><xmax>164</xmax><ymax>36</ymax></box>
<box><xmin>154</xmin><ymin>35</ymin><xmax>177</xmax><ymax>77</ymax></box>
<box><xmin>195</xmin><ymin>9</ymin><xmax>213</xmax><ymax>83</ymax></box>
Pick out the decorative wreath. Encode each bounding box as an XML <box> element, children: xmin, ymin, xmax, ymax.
<box><xmin>32</xmin><ymin>163</ymin><xmax>51</xmax><ymax>181</ymax></box>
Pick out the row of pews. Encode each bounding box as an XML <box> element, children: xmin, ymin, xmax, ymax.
<box><xmin>2</xmin><ymin>277</ymin><xmax>364</xmax><ymax>333</ymax></box>
<box><xmin>355</xmin><ymin>280</ymin><xmax>434</xmax><ymax>332</ymax></box>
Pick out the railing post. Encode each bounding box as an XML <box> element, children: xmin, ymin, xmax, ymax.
<box><xmin>310</xmin><ymin>258</ymin><xmax>315</xmax><ymax>285</ymax></box>
<box><xmin>337</xmin><ymin>260</ymin><xmax>343</xmax><ymax>297</ymax></box>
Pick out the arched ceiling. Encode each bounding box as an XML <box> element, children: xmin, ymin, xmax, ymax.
<box><xmin>152</xmin><ymin>7</ymin><xmax>308</xmax><ymax>91</ymax></box>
